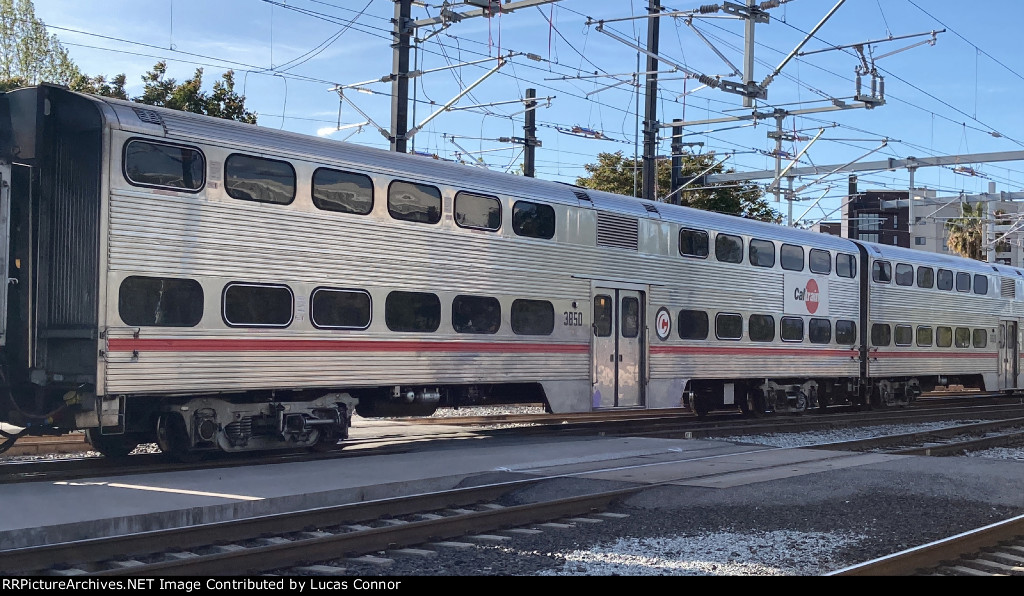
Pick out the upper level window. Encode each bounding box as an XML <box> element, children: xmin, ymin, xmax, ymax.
<box><xmin>312</xmin><ymin>168</ymin><xmax>373</xmax><ymax>215</ymax></box>
<box><xmin>454</xmin><ymin>192</ymin><xmax>501</xmax><ymax>231</ymax></box>
<box><xmin>872</xmin><ymin>260</ymin><xmax>892</xmax><ymax>283</ymax></box>
<box><xmin>388</xmin><ymin>180</ymin><xmax>442</xmax><ymax>224</ymax></box>
<box><xmin>311</xmin><ymin>288</ymin><xmax>371</xmax><ymax>329</ymax></box>
<box><xmin>118</xmin><ymin>276</ymin><xmax>203</xmax><ymax>327</ymax></box>
<box><xmin>974</xmin><ymin>274</ymin><xmax>989</xmax><ymax>295</ymax></box>
<box><xmin>715</xmin><ymin>234</ymin><xmax>743</xmax><ymax>264</ymax></box>
<box><xmin>749</xmin><ymin>239</ymin><xmax>775</xmax><ymax>268</ymax></box>
<box><xmin>511</xmin><ymin>299</ymin><xmax>555</xmax><ymax>335</ymax></box>
<box><xmin>780</xmin><ymin>244</ymin><xmax>804</xmax><ymax>271</ymax></box>
<box><xmin>679</xmin><ymin>229</ymin><xmax>709</xmax><ymax>258</ymax></box>
<box><xmin>124</xmin><ymin>139</ymin><xmax>205</xmax><ymax>191</ymax></box>
<box><xmin>956</xmin><ymin>272</ymin><xmax>971</xmax><ymax>293</ymax></box>
<box><xmin>452</xmin><ymin>295</ymin><xmax>501</xmax><ymax>334</ymax></box>
<box><xmin>385</xmin><ymin>291</ymin><xmax>441</xmax><ymax>332</ymax></box>
<box><xmin>917</xmin><ymin>266</ymin><xmax>934</xmax><ymax>289</ymax></box>
<box><xmin>225</xmin><ymin>154</ymin><xmax>295</xmax><ymax>205</ymax></box>
<box><xmin>837</xmin><ymin>254</ymin><xmax>856</xmax><ymax>278</ymax></box>
<box><xmin>895</xmin><ymin>263</ymin><xmax>914</xmax><ymax>286</ymax></box>
<box><xmin>223</xmin><ymin>283</ymin><xmax>293</xmax><ymax>327</ymax></box>
<box><xmin>809</xmin><ymin>249</ymin><xmax>831</xmax><ymax>275</ymax></box>
<box><xmin>512</xmin><ymin>201</ymin><xmax>555</xmax><ymax>239</ymax></box>
<box><xmin>678</xmin><ymin>310</ymin><xmax>709</xmax><ymax>340</ymax></box>
<box><xmin>937</xmin><ymin>269</ymin><xmax>953</xmax><ymax>290</ymax></box>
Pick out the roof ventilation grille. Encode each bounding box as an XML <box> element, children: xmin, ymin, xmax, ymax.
<box><xmin>596</xmin><ymin>211</ymin><xmax>639</xmax><ymax>251</ymax></box>
<box><xmin>572</xmin><ymin>189</ymin><xmax>592</xmax><ymax>202</ymax></box>
<box><xmin>133</xmin><ymin>107</ymin><xmax>164</xmax><ymax>125</ymax></box>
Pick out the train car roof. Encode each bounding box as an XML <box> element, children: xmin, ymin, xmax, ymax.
<box><xmin>856</xmin><ymin>239</ymin><xmax>1024</xmax><ymax>277</ymax></box>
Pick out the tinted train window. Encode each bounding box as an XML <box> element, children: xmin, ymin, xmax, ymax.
<box><xmin>385</xmin><ymin>291</ymin><xmax>441</xmax><ymax>332</ymax></box>
<box><xmin>749</xmin><ymin>239</ymin><xmax>775</xmax><ymax>268</ymax></box>
<box><xmin>781</xmin><ymin>317</ymin><xmax>804</xmax><ymax>342</ymax></box>
<box><xmin>594</xmin><ymin>295</ymin><xmax>612</xmax><ymax>337</ymax></box>
<box><xmin>836</xmin><ymin>320</ymin><xmax>857</xmax><ymax>345</ymax></box>
<box><xmin>621</xmin><ymin>297</ymin><xmax>640</xmax><ymax>339</ymax></box>
<box><xmin>118</xmin><ymin>276</ymin><xmax>203</xmax><ymax>327</ymax></box>
<box><xmin>749</xmin><ymin>315</ymin><xmax>775</xmax><ymax>342</ymax></box>
<box><xmin>936</xmin><ymin>326</ymin><xmax>953</xmax><ymax>347</ymax></box>
<box><xmin>512</xmin><ymin>201</ymin><xmax>555</xmax><ymax>239</ymax></box>
<box><xmin>917</xmin><ymin>267</ymin><xmax>935</xmax><ymax>289</ymax></box>
<box><xmin>715</xmin><ymin>234</ymin><xmax>743</xmax><ymax>264</ymax></box>
<box><xmin>974</xmin><ymin>275</ymin><xmax>989</xmax><ymax>295</ymax></box>
<box><xmin>837</xmin><ymin>254</ymin><xmax>856</xmax><ymax>278</ymax></box>
<box><xmin>511</xmin><ymin>299</ymin><xmax>554</xmax><ymax>335</ymax></box>
<box><xmin>312</xmin><ymin>168</ymin><xmax>373</xmax><ymax>215</ymax></box>
<box><xmin>679</xmin><ymin>229</ymin><xmax>709</xmax><ymax>258</ymax></box>
<box><xmin>452</xmin><ymin>295</ymin><xmax>501</xmax><ymax>334</ymax></box>
<box><xmin>937</xmin><ymin>269</ymin><xmax>953</xmax><ymax>290</ymax></box>
<box><xmin>809</xmin><ymin>249</ymin><xmax>831</xmax><ymax>274</ymax></box>
<box><xmin>894</xmin><ymin>325</ymin><xmax>913</xmax><ymax>346</ymax></box>
<box><xmin>780</xmin><ymin>244</ymin><xmax>804</xmax><ymax>271</ymax></box>
<box><xmin>871</xmin><ymin>323</ymin><xmax>891</xmax><ymax>346</ymax></box>
<box><xmin>809</xmin><ymin>318</ymin><xmax>831</xmax><ymax>344</ymax></box>
<box><xmin>678</xmin><ymin>310</ymin><xmax>709</xmax><ymax>340</ymax></box>
<box><xmin>223</xmin><ymin>283</ymin><xmax>293</xmax><ymax>327</ymax></box>
<box><xmin>872</xmin><ymin>261</ymin><xmax>892</xmax><ymax>283</ymax></box>
<box><xmin>123</xmin><ymin>140</ymin><xmax>205</xmax><ymax>191</ymax></box>
<box><xmin>955</xmin><ymin>327</ymin><xmax>971</xmax><ymax>348</ymax></box>
<box><xmin>715</xmin><ymin>313</ymin><xmax>742</xmax><ymax>340</ymax></box>
<box><xmin>225</xmin><ymin>154</ymin><xmax>296</xmax><ymax>205</ymax></box>
<box><xmin>311</xmin><ymin>288</ymin><xmax>371</xmax><ymax>329</ymax></box>
<box><xmin>388</xmin><ymin>181</ymin><xmax>442</xmax><ymax>224</ymax></box>
<box><xmin>455</xmin><ymin>192</ymin><xmax>501</xmax><ymax>231</ymax></box>
<box><xmin>973</xmin><ymin>328</ymin><xmax>988</xmax><ymax>348</ymax></box>
<box><xmin>917</xmin><ymin>326</ymin><xmax>933</xmax><ymax>347</ymax></box>
<box><xmin>895</xmin><ymin>264</ymin><xmax>914</xmax><ymax>286</ymax></box>
<box><xmin>956</xmin><ymin>272</ymin><xmax>971</xmax><ymax>293</ymax></box>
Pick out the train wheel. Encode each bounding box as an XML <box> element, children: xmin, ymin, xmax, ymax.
<box><xmin>309</xmin><ymin>429</ymin><xmax>343</xmax><ymax>453</ymax></box>
<box><xmin>85</xmin><ymin>429</ymin><xmax>139</xmax><ymax>458</ymax></box>
<box><xmin>739</xmin><ymin>389</ymin><xmax>764</xmax><ymax>418</ymax></box>
<box><xmin>156</xmin><ymin>414</ymin><xmax>202</xmax><ymax>463</ymax></box>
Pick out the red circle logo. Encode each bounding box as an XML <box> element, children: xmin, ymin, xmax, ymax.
<box><xmin>805</xmin><ymin>279</ymin><xmax>820</xmax><ymax>314</ymax></box>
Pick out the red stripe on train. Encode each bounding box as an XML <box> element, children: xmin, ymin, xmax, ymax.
<box><xmin>107</xmin><ymin>338</ymin><xmax>590</xmax><ymax>354</ymax></box>
<box><xmin>651</xmin><ymin>346</ymin><xmax>855</xmax><ymax>357</ymax></box>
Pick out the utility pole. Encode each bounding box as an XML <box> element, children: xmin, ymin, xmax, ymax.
<box><xmin>524</xmin><ymin>88</ymin><xmax>537</xmax><ymax>177</ymax></box>
<box><xmin>670</xmin><ymin>119</ymin><xmax>683</xmax><ymax>202</ymax></box>
<box><xmin>389</xmin><ymin>0</ymin><xmax>412</xmax><ymax>153</ymax></box>
<box><xmin>641</xmin><ymin>0</ymin><xmax>660</xmax><ymax>201</ymax></box>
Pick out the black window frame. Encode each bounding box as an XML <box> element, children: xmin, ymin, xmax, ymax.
<box><xmin>917</xmin><ymin>266</ymin><xmax>935</xmax><ymax>289</ymax></box>
<box><xmin>917</xmin><ymin>326</ymin><xmax>933</xmax><ymax>347</ymax></box>
<box><xmin>748</xmin><ymin>314</ymin><xmax>775</xmax><ymax>342</ymax></box>
<box><xmin>454</xmin><ymin>191</ymin><xmax>502</xmax><ymax>231</ymax></box>
<box><xmin>678</xmin><ymin>228</ymin><xmax>710</xmax><ymax>258</ymax></box>
<box><xmin>936</xmin><ymin>326</ymin><xmax>953</xmax><ymax>347</ymax></box>
<box><xmin>836</xmin><ymin>320</ymin><xmax>857</xmax><ymax>345</ymax></box>
<box><xmin>311</xmin><ymin>167</ymin><xmax>374</xmax><ymax>215</ymax></box>
<box><xmin>781</xmin><ymin>316</ymin><xmax>804</xmax><ymax>342</ymax></box>
<box><xmin>594</xmin><ymin>295</ymin><xmax>613</xmax><ymax>338</ymax></box>
<box><xmin>715</xmin><ymin>233</ymin><xmax>743</xmax><ymax>264</ymax></box>
<box><xmin>511</xmin><ymin>299</ymin><xmax>555</xmax><ymax>336</ymax></box>
<box><xmin>123</xmin><ymin>138</ymin><xmax>206</xmax><ymax>193</ymax></box>
<box><xmin>973</xmin><ymin>328</ymin><xmax>988</xmax><ymax>348</ymax></box>
<box><xmin>871</xmin><ymin>323</ymin><xmax>891</xmax><ymax>347</ymax></box>
<box><xmin>222</xmin><ymin>282</ymin><xmax>294</xmax><ymax>328</ymax></box>
<box><xmin>872</xmin><ymin>260</ymin><xmax>892</xmax><ymax>284</ymax></box>
<box><xmin>512</xmin><ymin>201</ymin><xmax>556</xmax><ymax>240</ymax></box>
<box><xmin>894</xmin><ymin>324</ymin><xmax>913</xmax><ymax>346</ymax></box>
<box><xmin>749</xmin><ymin>239</ymin><xmax>775</xmax><ymax>268</ymax></box>
<box><xmin>452</xmin><ymin>294</ymin><xmax>502</xmax><ymax>334</ymax></box>
<box><xmin>955</xmin><ymin>327</ymin><xmax>971</xmax><ymax>348</ymax></box>
<box><xmin>387</xmin><ymin>180</ymin><xmax>443</xmax><ymax>225</ymax></box>
<box><xmin>974</xmin><ymin>274</ymin><xmax>989</xmax><ymax>296</ymax></box>
<box><xmin>310</xmin><ymin>287</ymin><xmax>372</xmax><ymax>330</ymax></box>
<box><xmin>715</xmin><ymin>313</ymin><xmax>743</xmax><ymax>340</ymax></box>
<box><xmin>118</xmin><ymin>275</ymin><xmax>204</xmax><ymax>327</ymax></box>
<box><xmin>956</xmin><ymin>272</ymin><xmax>971</xmax><ymax>293</ymax></box>
<box><xmin>809</xmin><ymin>318</ymin><xmax>831</xmax><ymax>344</ymax></box>
<box><xmin>385</xmin><ymin>291</ymin><xmax>442</xmax><ymax>333</ymax></box>
<box><xmin>224</xmin><ymin>153</ymin><xmax>297</xmax><ymax>205</ymax></box>
<box><xmin>836</xmin><ymin>254</ymin><xmax>857</xmax><ymax>278</ymax></box>
<box><xmin>895</xmin><ymin>263</ymin><xmax>914</xmax><ymax>286</ymax></box>
<box><xmin>678</xmin><ymin>309</ymin><xmax>709</xmax><ymax>340</ymax></box>
<box><xmin>937</xmin><ymin>269</ymin><xmax>953</xmax><ymax>291</ymax></box>
<box><xmin>780</xmin><ymin>244</ymin><xmax>805</xmax><ymax>271</ymax></box>
<box><xmin>809</xmin><ymin>249</ymin><xmax>832</xmax><ymax>275</ymax></box>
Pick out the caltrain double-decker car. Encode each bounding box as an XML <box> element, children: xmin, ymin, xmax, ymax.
<box><xmin>0</xmin><ymin>84</ymin><xmax>1020</xmax><ymax>460</ymax></box>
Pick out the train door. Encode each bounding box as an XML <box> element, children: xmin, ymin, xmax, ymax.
<box><xmin>592</xmin><ymin>286</ymin><xmax>645</xmax><ymax>408</ymax></box>
<box><xmin>0</xmin><ymin>161</ymin><xmax>9</xmax><ymax>346</ymax></box>
<box><xmin>999</xmin><ymin>321</ymin><xmax>1019</xmax><ymax>390</ymax></box>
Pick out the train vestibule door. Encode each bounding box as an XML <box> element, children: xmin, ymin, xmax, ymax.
<box><xmin>591</xmin><ymin>286</ymin><xmax>645</xmax><ymax>409</ymax></box>
<box><xmin>999</xmin><ymin>321</ymin><xmax>1019</xmax><ymax>390</ymax></box>
<box><xmin>0</xmin><ymin>162</ymin><xmax>9</xmax><ymax>346</ymax></box>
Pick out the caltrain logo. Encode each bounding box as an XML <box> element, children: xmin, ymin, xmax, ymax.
<box><xmin>794</xmin><ymin>279</ymin><xmax>820</xmax><ymax>314</ymax></box>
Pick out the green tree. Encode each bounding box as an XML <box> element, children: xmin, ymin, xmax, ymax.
<box><xmin>136</xmin><ymin>62</ymin><xmax>256</xmax><ymax>124</ymax></box>
<box><xmin>945</xmin><ymin>201</ymin><xmax>984</xmax><ymax>260</ymax></box>
<box><xmin>575</xmin><ymin>151</ymin><xmax>780</xmax><ymax>223</ymax></box>
<box><xmin>0</xmin><ymin>0</ymin><xmax>80</xmax><ymax>91</ymax></box>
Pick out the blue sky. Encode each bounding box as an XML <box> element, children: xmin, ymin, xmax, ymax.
<box><xmin>29</xmin><ymin>0</ymin><xmax>1024</xmax><ymax>223</ymax></box>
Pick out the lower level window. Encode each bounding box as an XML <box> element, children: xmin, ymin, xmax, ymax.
<box><xmin>223</xmin><ymin>283</ymin><xmax>293</xmax><ymax>327</ymax></box>
<box><xmin>385</xmin><ymin>291</ymin><xmax>441</xmax><ymax>332</ymax></box>
<box><xmin>511</xmin><ymin>299</ymin><xmax>554</xmax><ymax>335</ymax></box>
<box><xmin>119</xmin><ymin>276</ymin><xmax>203</xmax><ymax>327</ymax></box>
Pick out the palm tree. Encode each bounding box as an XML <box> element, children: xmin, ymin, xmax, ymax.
<box><xmin>945</xmin><ymin>201</ymin><xmax>984</xmax><ymax>260</ymax></box>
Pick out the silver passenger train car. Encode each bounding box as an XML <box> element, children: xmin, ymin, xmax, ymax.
<box><xmin>0</xmin><ymin>84</ymin><xmax>1020</xmax><ymax>458</ymax></box>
